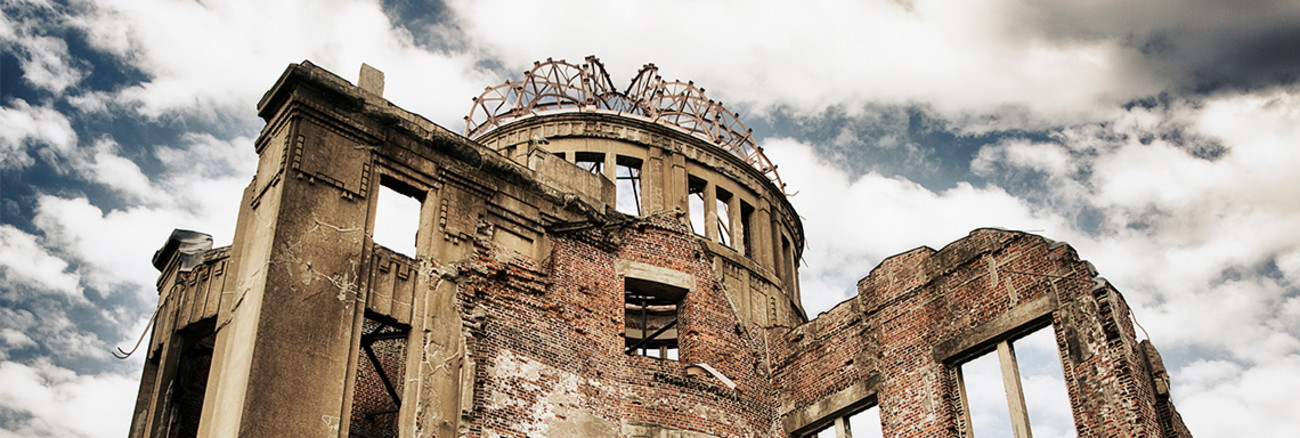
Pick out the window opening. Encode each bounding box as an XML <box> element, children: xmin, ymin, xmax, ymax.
<box><xmin>574</xmin><ymin>152</ymin><xmax>605</xmax><ymax>175</ymax></box>
<box><xmin>740</xmin><ymin>201</ymin><xmax>754</xmax><ymax>258</ymax></box>
<box><xmin>163</xmin><ymin>332</ymin><xmax>215</xmax><ymax>438</ymax></box>
<box><xmin>615</xmin><ymin>156</ymin><xmax>643</xmax><ymax>215</ymax></box>
<box><xmin>803</xmin><ymin>405</ymin><xmax>884</xmax><ymax>438</ymax></box>
<box><xmin>781</xmin><ymin>235</ymin><xmax>793</xmax><ymax>282</ymax></box>
<box><xmin>1017</xmin><ymin>327</ymin><xmax>1076</xmax><ymax>438</ymax></box>
<box><xmin>374</xmin><ymin>178</ymin><xmax>423</xmax><ymax>257</ymax></box>
<box><xmin>848</xmin><ymin>406</ymin><xmax>885</xmax><ymax>438</ymax></box>
<box><xmin>349</xmin><ymin>314</ymin><xmax>410</xmax><ymax>438</ymax></box>
<box><xmin>716</xmin><ymin>188</ymin><xmax>732</xmax><ymax>247</ymax></box>
<box><xmin>624</xmin><ymin>280</ymin><xmax>685</xmax><ymax>360</ymax></box>
<box><xmin>688</xmin><ymin>176</ymin><xmax>707</xmax><ymax>237</ymax></box>
<box><xmin>957</xmin><ymin>324</ymin><xmax>1074</xmax><ymax>438</ymax></box>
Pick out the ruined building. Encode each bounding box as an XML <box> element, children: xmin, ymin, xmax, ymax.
<box><xmin>129</xmin><ymin>58</ymin><xmax>1193</xmax><ymax>438</ymax></box>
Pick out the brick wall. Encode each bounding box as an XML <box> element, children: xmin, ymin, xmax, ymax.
<box><xmin>444</xmin><ymin>213</ymin><xmax>782</xmax><ymax>438</ymax></box>
<box><xmin>770</xmin><ymin>229</ymin><xmax>1192</xmax><ymax>438</ymax></box>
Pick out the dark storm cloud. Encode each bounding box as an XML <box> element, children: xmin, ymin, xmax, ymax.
<box><xmin>1026</xmin><ymin>0</ymin><xmax>1300</xmax><ymax>94</ymax></box>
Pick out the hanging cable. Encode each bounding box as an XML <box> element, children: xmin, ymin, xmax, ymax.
<box><xmin>113</xmin><ymin>306</ymin><xmax>160</xmax><ymax>359</ymax></box>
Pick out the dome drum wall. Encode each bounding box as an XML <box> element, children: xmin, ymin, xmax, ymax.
<box><xmin>475</xmin><ymin>111</ymin><xmax>808</xmax><ymax>323</ymax></box>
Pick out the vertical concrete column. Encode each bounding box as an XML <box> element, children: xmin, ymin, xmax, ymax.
<box><xmin>728</xmin><ymin>194</ymin><xmax>742</xmax><ymax>251</ymax></box>
<box><xmin>603</xmin><ymin>152</ymin><xmax>616</xmax><ymax>184</ymax></box>
<box><xmin>771</xmin><ymin>214</ymin><xmax>785</xmax><ymax>282</ymax></box>
<box><xmin>645</xmin><ymin>148</ymin><xmax>664</xmax><ymax>214</ymax></box>
<box><xmin>213</xmin><ymin>77</ymin><xmax>377</xmax><ymax>436</ymax></box>
<box><xmin>998</xmin><ymin>340</ymin><xmax>1033</xmax><ymax>438</ymax></box>
<box><xmin>704</xmin><ymin>180</ymin><xmax>718</xmax><ymax>242</ymax></box>
<box><xmin>670</xmin><ymin>154</ymin><xmax>688</xmax><ymax>214</ymax></box>
<box><xmin>755</xmin><ymin>198</ymin><xmax>774</xmax><ymax>271</ymax></box>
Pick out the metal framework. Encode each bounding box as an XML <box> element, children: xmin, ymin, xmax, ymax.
<box><xmin>465</xmin><ymin>56</ymin><xmax>786</xmax><ymax>192</ymax></box>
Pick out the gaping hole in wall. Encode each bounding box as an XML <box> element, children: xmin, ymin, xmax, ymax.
<box><xmin>349</xmin><ymin>314</ymin><xmax>410</xmax><ymax>438</ymax></box>
<box><xmin>716</xmin><ymin>188</ymin><xmax>733</xmax><ymax>247</ymax></box>
<box><xmin>165</xmin><ymin>332</ymin><xmax>215</xmax><ymax>438</ymax></box>
<box><xmin>575</xmin><ymin>151</ymin><xmax>605</xmax><ymax>174</ymax></box>
<box><xmin>740</xmin><ymin>201</ymin><xmax>754</xmax><ymax>259</ymax></box>
<box><xmin>615</xmin><ymin>155</ymin><xmax>643</xmax><ymax>216</ymax></box>
<box><xmin>957</xmin><ymin>324</ymin><xmax>1075</xmax><ymax>438</ymax></box>
<box><xmin>805</xmin><ymin>405</ymin><xmax>884</xmax><ymax>438</ymax></box>
<box><xmin>848</xmin><ymin>406</ymin><xmax>885</xmax><ymax>438</ymax></box>
<box><xmin>1015</xmin><ymin>327</ymin><xmax>1076</xmax><ymax>438</ymax></box>
<box><xmin>960</xmin><ymin>348</ymin><xmax>1014</xmax><ymax>437</ymax></box>
<box><xmin>781</xmin><ymin>235</ymin><xmax>793</xmax><ymax>283</ymax></box>
<box><xmin>688</xmin><ymin>176</ymin><xmax>707</xmax><ymax>237</ymax></box>
<box><xmin>373</xmin><ymin>177</ymin><xmax>423</xmax><ymax>257</ymax></box>
<box><xmin>624</xmin><ymin>278</ymin><xmax>686</xmax><ymax>360</ymax></box>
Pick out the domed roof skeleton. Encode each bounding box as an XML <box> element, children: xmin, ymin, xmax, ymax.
<box><xmin>465</xmin><ymin>56</ymin><xmax>787</xmax><ymax>193</ymax></box>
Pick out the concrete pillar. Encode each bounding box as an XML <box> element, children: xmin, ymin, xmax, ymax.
<box><xmin>704</xmin><ymin>180</ymin><xmax>718</xmax><ymax>242</ymax></box>
<box><xmin>671</xmin><ymin>155</ymin><xmax>687</xmax><ymax>212</ymax></box>
<box><xmin>755</xmin><ymin>199</ymin><xmax>774</xmax><ymax>271</ymax></box>
<box><xmin>729</xmin><ymin>194</ymin><xmax>742</xmax><ymax>252</ymax></box>
<box><xmin>645</xmin><ymin>148</ymin><xmax>664</xmax><ymax>214</ymax></box>
<box><xmin>603</xmin><ymin>152</ymin><xmax>616</xmax><ymax>183</ymax></box>
<box><xmin>999</xmin><ymin>340</ymin><xmax>1033</xmax><ymax>438</ymax></box>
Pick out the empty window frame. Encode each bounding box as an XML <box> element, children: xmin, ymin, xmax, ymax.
<box><xmin>349</xmin><ymin>314</ymin><xmax>410</xmax><ymax>438</ymax></box>
<box><xmin>716</xmin><ymin>188</ymin><xmax>733</xmax><ymax>247</ymax></box>
<box><xmin>161</xmin><ymin>332</ymin><xmax>216</xmax><ymax>438</ymax></box>
<box><xmin>957</xmin><ymin>325</ymin><xmax>1075</xmax><ymax>438</ymax></box>
<box><xmin>615</xmin><ymin>156</ymin><xmax>643</xmax><ymax>216</ymax></box>
<box><xmin>740</xmin><ymin>201</ymin><xmax>754</xmax><ymax>259</ymax></box>
<box><xmin>574</xmin><ymin>152</ymin><xmax>605</xmax><ymax>175</ymax></box>
<box><xmin>805</xmin><ymin>405</ymin><xmax>884</xmax><ymax>438</ymax></box>
<box><xmin>624</xmin><ymin>284</ymin><xmax>683</xmax><ymax>360</ymax></box>
<box><xmin>373</xmin><ymin>177</ymin><xmax>424</xmax><ymax>257</ymax></box>
<box><xmin>688</xmin><ymin>175</ymin><xmax>707</xmax><ymax>237</ymax></box>
<box><xmin>780</xmin><ymin>235</ymin><xmax>793</xmax><ymax>283</ymax></box>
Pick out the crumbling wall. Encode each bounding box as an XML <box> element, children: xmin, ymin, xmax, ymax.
<box><xmin>440</xmin><ymin>212</ymin><xmax>781</xmax><ymax>438</ymax></box>
<box><xmin>772</xmin><ymin>229</ymin><xmax>1190</xmax><ymax>438</ymax></box>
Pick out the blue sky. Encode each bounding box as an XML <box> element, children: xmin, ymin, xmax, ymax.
<box><xmin>2</xmin><ymin>0</ymin><xmax>1299</xmax><ymax>436</ymax></box>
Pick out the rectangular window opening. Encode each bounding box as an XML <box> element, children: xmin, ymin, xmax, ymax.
<box><xmin>574</xmin><ymin>152</ymin><xmax>605</xmax><ymax>175</ymax></box>
<box><xmin>615</xmin><ymin>156</ymin><xmax>643</xmax><ymax>216</ymax></box>
<box><xmin>349</xmin><ymin>314</ymin><xmax>410</xmax><ymax>438</ymax></box>
<box><xmin>803</xmin><ymin>404</ymin><xmax>883</xmax><ymax>438</ymax></box>
<box><xmin>688</xmin><ymin>176</ymin><xmax>707</xmax><ymax>237</ymax></box>
<box><xmin>740</xmin><ymin>201</ymin><xmax>754</xmax><ymax>259</ymax></box>
<box><xmin>374</xmin><ymin>178</ymin><xmax>424</xmax><ymax>257</ymax></box>
<box><xmin>166</xmin><ymin>331</ymin><xmax>216</xmax><ymax>438</ymax></box>
<box><xmin>956</xmin><ymin>324</ymin><xmax>1075</xmax><ymax>438</ymax></box>
<box><xmin>781</xmin><ymin>235</ymin><xmax>793</xmax><ymax>282</ymax></box>
<box><xmin>716</xmin><ymin>188</ymin><xmax>732</xmax><ymax>247</ymax></box>
<box><xmin>624</xmin><ymin>280</ymin><xmax>685</xmax><ymax>360</ymax></box>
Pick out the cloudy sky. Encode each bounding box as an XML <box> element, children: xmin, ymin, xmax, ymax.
<box><xmin>2</xmin><ymin>0</ymin><xmax>1299</xmax><ymax>436</ymax></box>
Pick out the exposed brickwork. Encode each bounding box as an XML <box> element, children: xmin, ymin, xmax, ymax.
<box><xmin>349</xmin><ymin>318</ymin><xmax>408</xmax><ymax>438</ymax></box>
<box><xmin>770</xmin><ymin>230</ymin><xmax>1192</xmax><ymax>438</ymax></box>
<box><xmin>444</xmin><ymin>213</ymin><xmax>783</xmax><ymax>438</ymax></box>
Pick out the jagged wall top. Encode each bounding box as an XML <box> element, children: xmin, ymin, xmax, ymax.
<box><xmin>465</xmin><ymin>56</ymin><xmax>786</xmax><ymax>192</ymax></box>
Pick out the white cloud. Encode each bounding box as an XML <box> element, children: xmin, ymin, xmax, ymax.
<box><xmin>0</xmin><ymin>360</ymin><xmax>136</xmax><ymax>438</ymax></box>
<box><xmin>0</xmin><ymin>225</ymin><xmax>81</xmax><ymax>298</ymax></box>
<box><xmin>0</xmin><ymin>99</ymin><xmax>77</xmax><ymax>169</ymax></box>
<box><xmin>69</xmin><ymin>0</ymin><xmax>497</xmax><ymax>127</ymax></box>
<box><xmin>1174</xmin><ymin>357</ymin><xmax>1300</xmax><ymax>438</ymax></box>
<box><xmin>0</xmin><ymin>5</ymin><xmax>87</xmax><ymax>94</ymax></box>
<box><xmin>0</xmin><ymin>329</ymin><xmax>36</xmax><ymax>349</ymax></box>
<box><xmin>763</xmin><ymin>138</ymin><xmax>1068</xmax><ymax>314</ymax></box>
<box><xmin>447</xmin><ymin>0</ymin><xmax>1165</xmax><ymax>130</ymax></box>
